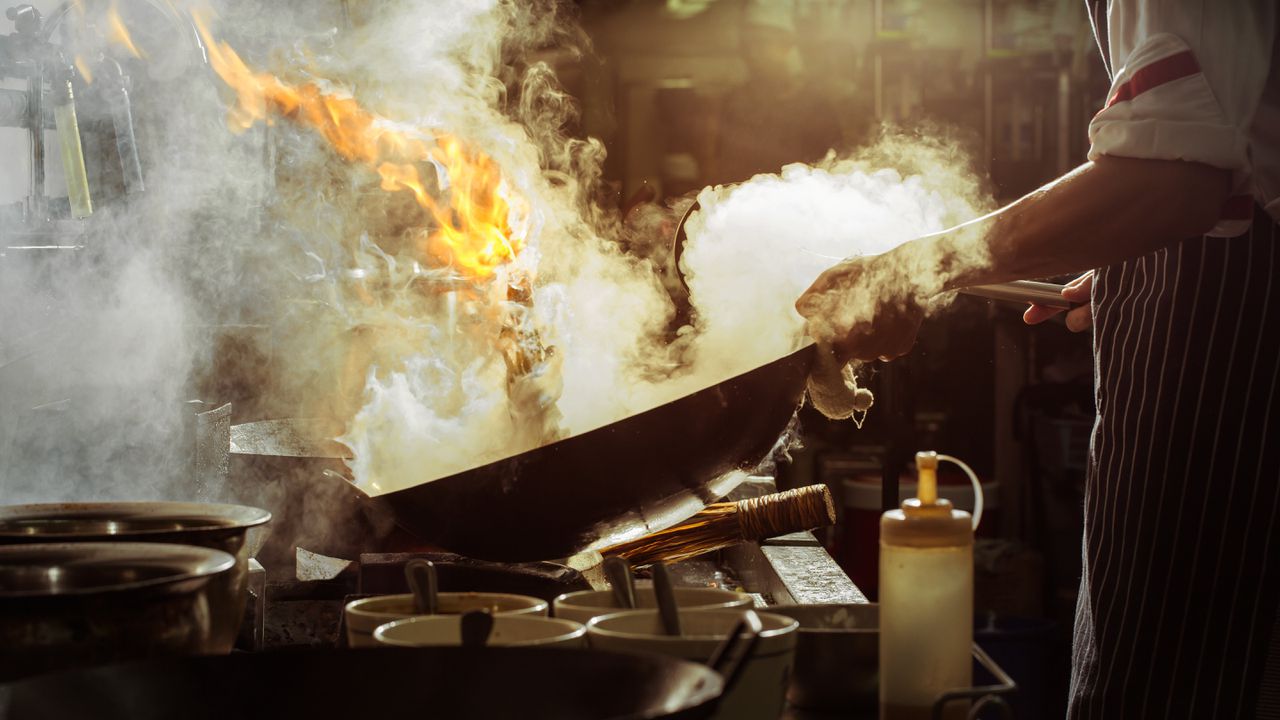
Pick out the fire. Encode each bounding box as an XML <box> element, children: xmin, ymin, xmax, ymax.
<box><xmin>106</xmin><ymin>1</ymin><xmax>145</xmax><ymax>59</ymax></box>
<box><xmin>74</xmin><ymin>56</ymin><xmax>94</xmax><ymax>84</ymax></box>
<box><xmin>191</xmin><ymin>11</ymin><xmax>524</xmax><ymax>279</ymax></box>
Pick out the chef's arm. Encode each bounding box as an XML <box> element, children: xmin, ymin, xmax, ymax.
<box><xmin>902</xmin><ymin>155</ymin><xmax>1232</xmax><ymax>293</ymax></box>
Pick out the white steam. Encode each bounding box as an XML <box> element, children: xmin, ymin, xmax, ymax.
<box><xmin>681</xmin><ymin>142</ymin><xmax>990</xmax><ymax>383</ymax></box>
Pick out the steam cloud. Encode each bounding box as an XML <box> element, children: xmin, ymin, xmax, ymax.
<box><xmin>0</xmin><ymin>0</ymin><xmax>990</xmax><ymax>511</ymax></box>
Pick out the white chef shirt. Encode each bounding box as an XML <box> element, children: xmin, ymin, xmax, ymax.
<box><xmin>1087</xmin><ymin>0</ymin><xmax>1279</xmax><ymax>236</ymax></box>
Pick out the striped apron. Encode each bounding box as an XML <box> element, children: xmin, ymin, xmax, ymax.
<box><xmin>1068</xmin><ymin>210</ymin><xmax>1280</xmax><ymax>717</ymax></box>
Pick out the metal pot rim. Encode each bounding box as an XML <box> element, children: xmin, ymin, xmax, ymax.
<box><xmin>0</xmin><ymin>541</ymin><xmax>235</xmax><ymax>599</ymax></box>
<box><xmin>0</xmin><ymin>501</ymin><xmax>271</xmax><ymax>540</ymax></box>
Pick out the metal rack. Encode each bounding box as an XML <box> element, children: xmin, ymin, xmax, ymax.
<box><xmin>932</xmin><ymin>644</ymin><xmax>1019</xmax><ymax>719</ymax></box>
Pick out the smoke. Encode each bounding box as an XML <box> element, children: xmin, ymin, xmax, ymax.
<box><xmin>0</xmin><ymin>0</ymin><xmax>992</xmax><ymax>523</ymax></box>
<box><xmin>680</xmin><ymin>133</ymin><xmax>991</xmax><ymax>382</ymax></box>
<box><xmin>0</xmin><ymin>0</ymin><xmax>273</xmax><ymax>503</ymax></box>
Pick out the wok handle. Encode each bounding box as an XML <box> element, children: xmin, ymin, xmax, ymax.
<box><xmin>706</xmin><ymin>609</ymin><xmax>763</xmax><ymax>694</ymax></box>
<box><xmin>960</xmin><ymin>280</ymin><xmax>1078</xmax><ymax>310</ymax></box>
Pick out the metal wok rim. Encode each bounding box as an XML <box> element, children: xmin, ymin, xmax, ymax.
<box><xmin>0</xmin><ymin>541</ymin><xmax>235</xmax><ymax>599</ymax></box>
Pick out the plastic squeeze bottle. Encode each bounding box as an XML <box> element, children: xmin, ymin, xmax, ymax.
<box><xmin>879</xmin><ymin>451</ymin><xmax>974</xmax><ymax>720</ymax></box>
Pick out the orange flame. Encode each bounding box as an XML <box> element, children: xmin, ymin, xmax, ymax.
<box><xmin>191</xmin><ymin>11</ymin><xmax>524</xmax><ymax>279</ymax></box>
<box><xmin>74</xmin><ymin>56</ymin><xmax>94</xmax><ymax>84</ymax></box>
<box><xmin>106</xmin><ymin>1</ymin><xmax>145</xmax><ymax>59</ymax></box>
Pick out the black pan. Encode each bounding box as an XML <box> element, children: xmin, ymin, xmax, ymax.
<box><xmin>373</xmin><ymin>343</ymin><xmax>814</xmax><ymax>560</ymax></box>
<box><xmin>0</xmin><ymin>646</ymin><xmax>724</xmax><ymax>720</ymax></box>
<box><xmin>231</xmin><ymin>343</ymin><xmax>813</xmax><ymax>562</ymax></box>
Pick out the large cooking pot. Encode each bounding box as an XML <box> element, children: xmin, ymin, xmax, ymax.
<box><xmin>0</xmin><ymin>502</ymin><xmax>270</xmax><ymax>652</ymax></box>
<box><xmin>0</xmin><ymin>542</ymin><xmax>234</xmax><ymax>681</ymax></box>
<box><xmin>234</xmin><ymin>344</ymin><xmax>813</xmax><ymax>561</ymax></box>
<box><xmin>0</xmin><ymin>646</ymin><xmax>725</xmax><ymax>719</ymax></box>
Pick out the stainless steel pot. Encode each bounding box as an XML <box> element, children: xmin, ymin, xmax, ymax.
<box><xmin>770</xmin><ymin>602</ymin><xmax>878</xmax><ymax>712</ymax></box>
<box><xmin>0</xmin><ymin>502</ymin><xmax>271</xmax><ymax>652</ymax></box>
<box><xmin>0</xmin><ymin>542</ymin><xmax>234</xmax><ymax>681</ymax></box>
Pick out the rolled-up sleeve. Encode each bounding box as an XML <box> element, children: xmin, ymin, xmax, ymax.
<box><xmin>1088</xmin><ymin>1</ymin><xmax>1276</xmax><ymax>235</ymax></box>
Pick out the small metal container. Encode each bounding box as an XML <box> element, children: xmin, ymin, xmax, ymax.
<box><xmin>770</xmin><ymin>603</ymin><xmax>879</xmax><ymax>712</ymax></box>
<box><xmin>0</xmin><ymin>542</ymin><xmax>234</xmax><ymax>681</ymax></box>
<box><xmin>0</xmin><ymin>502</ymin><xmax>271</xmax><ymax>652</ymax></box>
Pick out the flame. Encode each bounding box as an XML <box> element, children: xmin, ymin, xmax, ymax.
<box><xmin>191</xmin><ymin>10</ymin><xmax>524</xmax><ymax>279</ymax></box>
<box><xmin>106</xmin><ymin>1</ymin><xmax>146</xmax><ymax>59</ymax></box>
<box><xmin>74</xmin><ymin>56</ymin><xmax>94</xmax><ymax>84</ymax></box>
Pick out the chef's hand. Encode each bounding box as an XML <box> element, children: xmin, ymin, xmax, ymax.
<box><xmin>795</xmin><ymin>254</ymin><xmax>925</xmax><ymax>364</ymax></box>
<box><xmin>1023</xmin><ymin>271</ymin><xmax>1093</xmax><ymax>332</ymax></box>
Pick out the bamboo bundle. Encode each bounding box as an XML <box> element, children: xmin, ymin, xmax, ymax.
<box><xmin>600</xmin><ymin>484</ymin><xmax>836</xmax><ymax>567</ymax></box>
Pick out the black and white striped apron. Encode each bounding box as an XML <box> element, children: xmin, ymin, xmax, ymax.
<box><xmin>1068</xmin><ymin>209</ymin><xmax>1280</xmax><ymax>718</ymax></box>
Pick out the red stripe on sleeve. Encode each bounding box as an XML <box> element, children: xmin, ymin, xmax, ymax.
<box><xmin>1105</xmin><ymin>50</ymin><xmax>1201</xmax><ymax>109</ymax></box>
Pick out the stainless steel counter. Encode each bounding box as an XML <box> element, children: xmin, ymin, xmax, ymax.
<box><xmin>720</xmin><ymin>476</ymin><xmax>865</xmax><ymax>607</ymax></box>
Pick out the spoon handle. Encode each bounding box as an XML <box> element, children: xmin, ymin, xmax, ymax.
<box><xmin>461</xmin><ymin>610</ymin><xmax>493</xmax><ymax>648</ymax></box>
<box><xmin>405</xmin><ymin>559</ymin><xmax>438</xmax><ymax>615</ymax></box>
<box><xmin>707</xmin><ymin>610</ymin><xmax>763</xmax><ymax>693</ymax></box>
<box><xmin>653</xmin><ymin>563</ymin><xmax>682</xmax><ymax>636</ymax></box>
<box><xmin>603</xmin><ymin>556</ymin><xmax>636</xmax><ymax>609</ymax></box>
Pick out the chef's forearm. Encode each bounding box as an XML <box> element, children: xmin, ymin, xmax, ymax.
<box><xmin>905</xmin><ymin>155</ymin><xmax>1232</xmax><ymax>293</ymax></box>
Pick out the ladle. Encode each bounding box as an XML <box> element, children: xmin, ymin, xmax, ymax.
<box><xmin>405</xmin><ymin>559</ymin><xmax>439</xmax><ymax>615</ymax></box>
<box><xmin>603</xmin><ymin>556</ymin><xmax>636</xmax><ymax>610</ymax></box>
<box><xmin>653</xmin><ymin>563</ymin><xmax>682</xmax><ymax>636</ymax></box>
<box><xmin>460</xmin><ymin>610</ymin><xmax>494</xmax><ymax>648</ymax></box>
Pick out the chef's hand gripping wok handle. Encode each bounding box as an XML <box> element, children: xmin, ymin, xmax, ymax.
<box><xmin>706</xmin><ymin>609</ymin><xmax>763</xmax><ymax>693</ymax></box>
<box><xmin>960</xmin><ymin>280</ymin><xmax>1081</xmax><ymax>310</ymax></box>
<box><xmin>674</xmin><ymin>202</ymin><xmax>1078</xmax><ymax>313</ymax></box>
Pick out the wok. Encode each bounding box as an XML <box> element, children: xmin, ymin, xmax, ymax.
<box><xmin>232</xmin><ymin>201</ymin><xmax>814</xmax><ymax>561</ymax></box>
<box><xmin>235</xmin><ymin>343</ymin><xmax>814</xmax><ymax>561</ymax></box>
<box><xmin>0</xmin><ymin>502</ymin><xmax>271</xmax><ymax>653</ymax></box>
<box><xmin>377</xmin><ymin>344</ymin><xmax>813</xmax><ymax>560</ymax></box>
<box><xmin>0</xmin><ymin>646</ymin><xmax>725</xmax><ymax>720</ymax></box>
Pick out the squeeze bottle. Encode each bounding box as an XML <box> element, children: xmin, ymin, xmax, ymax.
<box><xmin>879</xmin><ymin>451</ymin><xmax>978</xmax><ymax>720</ymax></box>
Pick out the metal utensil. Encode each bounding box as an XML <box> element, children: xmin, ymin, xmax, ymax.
<box><xmin>705</xmin><ymin>609</ymin><xmax>764</xmax><ymax>693</ymax></box>
<box><xmin>460</xmin><ymin>610</ymin><xmax>494</xmax><ymax>648</ymax></box>
<box><xmin>653</xmin><ymin>563</ymin><xmax>682</xmax><ymax>636</ymax></box>
<box><xmin>405</xmin><ymin>559</ymin><xmax>439</xmax><ymax>615</ymax></box>
<box><xmin>229</xmin><ymin>418</ymin><xmax>351</xmax><ymax>459</ymax></box>
<box><xmin>960</xmin><ymin>280</ymin><xmax>1077</xmax><ymax>309</ymax></box>
<box><xmin>603</xmin><ymin>556</ymin><xmax>636</xmax><ymax>609</ymax></box>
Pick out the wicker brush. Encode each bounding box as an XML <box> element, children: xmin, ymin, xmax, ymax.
<box><xmin>600</xmin><ymin>484</ymin><xmax>837</xmax><ymax>567</ymax></box>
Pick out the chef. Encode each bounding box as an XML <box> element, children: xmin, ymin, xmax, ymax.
<box><xmin>796</xmin><ymin>1</ymin><xmax>1279</xmax><ymax>717</ymax></box>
